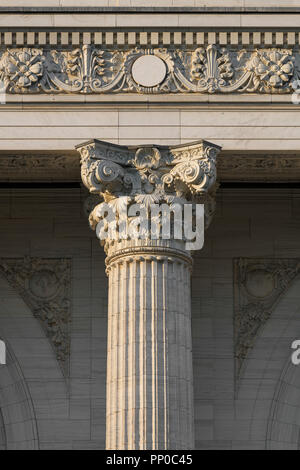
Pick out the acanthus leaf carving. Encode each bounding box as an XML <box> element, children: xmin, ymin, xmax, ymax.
<box><xmin>0</xmin><ymin>45</ymin><xmax>298</xmax><ymax>95</ymax></box>
<box><xmin>77</xmin><ymin>139</ymin><xmax>221</xmax><ymax>239</ymax></box>
<box><xmin>0</xmin><ymin>257</ymin><xmax>72</xmax><ymax>376</ymax></box>
<box><xmin>234</xmin><ymin>258</ymin><xmax>300</xmax><ymax>385</ymax></box>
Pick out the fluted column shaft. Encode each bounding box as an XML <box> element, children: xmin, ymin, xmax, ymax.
<box><xmin>77</xmin><ymin>138</ymin><xmax>221</xmax><ymax>450</ymax></box>
<box><xmin>105</xmin><ymin>239</ymin><xmax>194</xmax><ymax>450</ymax></box>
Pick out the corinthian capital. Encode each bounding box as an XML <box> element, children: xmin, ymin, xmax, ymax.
<box><xmin>77</xmin><ymin>139</ymin><xmax>221</xmax><ymax>226</ymax></box>
<box><xmin>77</xmin><ymin>139</ymin><xmax>220</xmax><ymax>199</ymax></box>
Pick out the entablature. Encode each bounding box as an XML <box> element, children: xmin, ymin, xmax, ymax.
<box><xmin>1</xmin><ymin>152</ymin><xmax>300</xmax><ymax>184</ymax></box>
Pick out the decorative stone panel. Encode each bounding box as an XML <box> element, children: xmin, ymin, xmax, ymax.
<box><xmin>0</xmin><ymin>257</ymin><xmax>72</xmax><ymax>376</ymax></box>
<box><xmin>0</xmin><ymin>44</ymin><xmax>299</xmax><ymax>95</ymax></box>
<box><xmin>2</xmin><ymin>153</ymin><xmax>300</xmax><ymax>183</ymax></box>
<box><xmin>234</xmin><ymin>258</ymin><xmax>300</xmax><ymax>380</ymax></box>
<box><xmin>218</xmin><ymin>154</ymin><xmax>300</xmax><ymax>182</ymax></box>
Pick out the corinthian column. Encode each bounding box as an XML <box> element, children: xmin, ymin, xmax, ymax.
<box><xmin>77</xmin><ymin>139</ymin><xmax>221</xmax><ymax>450</ymax></box>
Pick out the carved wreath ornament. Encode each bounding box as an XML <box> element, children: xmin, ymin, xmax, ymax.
<box><xmin>0</xmin><ymin>45</ymin><xmax>298</xmax><ymax>94</ymax></box>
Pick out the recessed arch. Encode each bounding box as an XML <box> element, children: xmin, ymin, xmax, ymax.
<box><xmin>236</xmin><ymin>275</ymin><xmax>300</xmax><ymax>449</ymax></box>
<box><xmin>0</xmin><ymin>407</ymin><xmax>6</xmax><ymax>449</ymax></box>
<box><xmin>0</xmin><ymin>339</ymin><xmax>39</xmax><ymax>449</ymax></box>
<box><xmin>266</xmin><ymin>357</ymin><xmax>300</xmax><ymax>449</ymax></box>
<box><xmin>0</xmin><ymin>270</ymin><xmax>68</xmax><ymax>450</ymax></box>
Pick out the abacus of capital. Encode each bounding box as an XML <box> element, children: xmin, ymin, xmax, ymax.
<box><xmin>77</xmin><ymin>139</ymin><xmax>221</xmax><ymax>450</ymax></box>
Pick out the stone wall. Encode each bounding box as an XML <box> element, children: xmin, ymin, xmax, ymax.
<box><xmin>0</xmin><ymin>187</ymin><xmax>107</xmax><ymax>449</ymax></box>
<box><xmin>1</xmin><ymin>108</ymin><xmax>300</xmax><ymax>153</ymax></box>
<box><xmin>0</xmin><ymin>186</ymin><xmax>299</xmax><ymax>449</ymax></box>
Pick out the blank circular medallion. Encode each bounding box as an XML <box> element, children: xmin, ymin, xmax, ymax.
<box><xmin>131</xmin><ymin>55</ymin><xmax>167</xmax><ymax>87</ymax></box>
<box><xmin>29</xmin><ymin>269</ymin><xmax>59</xmax><ymax>299</ymax></box>
<box><xmin>245</xmin><ymin>269</ymin><xmax>275</xmax><ymax>299</ymax></box>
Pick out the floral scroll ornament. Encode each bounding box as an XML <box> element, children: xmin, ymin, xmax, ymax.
<box><xmin>133</xmin><ymin>147</ymin><xmax>162</xmax><ymax>170</ymax></box>
<box><xmin>190</xmin><ymin>45</ymin><xmax>234</xmax><ymax>93</ymax></box>
<box><xmin>191</xmin><ymin>48</ymin><xmax>207</xmax><ymax>81</ymax></box>
<box><xmin>0</xmin><ymin>257</ymin><xmax>71</xmax><ymax>376</ymax></box>
<box><xmin>191</xmin><ymin>46</ymin><xmax>234</xmax><ymax>93</ymax></box>
<box><xmin>0</xmin><ymin>45</ymin><xmax>297</xmax><ymax>95</ymax></box>
<box><xmin>245</xmin><ymin>49</ymin><xmax>294</xmax><ymax>92</ymax></box>
<box><xmin>0</xmin><ymin>48</ymin><xmax>44</xmax><ymax>92</ymax></box>
<box><xmin>78</xmin><ymin>139</ymin><xmax>221</xmax><ymax>236</ymax></box>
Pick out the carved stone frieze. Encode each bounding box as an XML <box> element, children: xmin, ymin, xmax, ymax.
<box><xmin>218</xmin><ymin>154</ymin><xmax>300</xmax><ymax>182</ymax></box>
<box><xmin>234</xmin><ymin>258</ymin><xmax>300</xmax><ymax>381</ymax></box>
<box><xmin>0</xmin><ymin>154</ymin><xmax>80</xmax><ymax>181</ymax></box>
<box><xmin>0</xmin><ymin>45</ymin><xmax>299</xmax><ymax>95</ymax></box>
<box><xmin>0</xmin><ymin>257</ymin><xmax>72</xmax><ymax>376</ymax></box>
<box><xmin>1</xmin><ymin>153</ymin><xmax>300</xmax><ymax>183</ymax></box>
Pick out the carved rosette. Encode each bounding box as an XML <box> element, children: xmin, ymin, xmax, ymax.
<box><xmin>0</xmin><ymin>48</ymin><xmax>44</xmax><ymax>92</ymax></box>
<box><xmin>0</xmin><ymin>257</ymin><xmax>72</xmax><ymax>376</ymax></box>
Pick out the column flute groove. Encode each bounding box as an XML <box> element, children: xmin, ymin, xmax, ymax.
<box><xmin>77</xmin><ymin>138</ymin><xmax>221</xmax><ymax>449</ymax></box>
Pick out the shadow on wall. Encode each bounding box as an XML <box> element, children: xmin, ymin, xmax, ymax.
<box><xmin>236</xmin><ymin>275</ymin><xmax>300</xmax><ymax>450</ymax></box>
<box><xmin>0</xmin><ymin>339</ymin><xmax>39</xmax><ymax>450</ymax></box>
<box><xmin>0</xmin><ymin>339</ymin><xmax>5</xmax><ymax>364</ymax></box>
<box><xmin>0</xmin><ymin>407</ymin><xmax>6</xmax><ymax>450</ymax></box>
<box><xmin>267</xmin><ymin>354</ymin><xmax>300</xmax><ymax>449</ymax></box>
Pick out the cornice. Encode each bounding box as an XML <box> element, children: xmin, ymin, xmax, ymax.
<box><xmin>0</xmin><ymin>0</ymin><xmax>299</xmax><ymax>9</ymax></box>
<box><xmin>0</xmin><ymin>99</ymin><xmax>299</xmax><ymax>109</ymax></box>
<box><xmin>3</xmin><ymin>8</ymin><xmax>300</xmax><ymax>13</ymax></box>
<box><xmin>3</xmin><ymin>6</ymin><xmax>300</xmax><ymax>14</ymax></box>
<box><xmin>1</xmin><ymin>14</ymin><xmax>300</xmax><ymax>30</ymax></box>
<box><xmin>1</xmin><ymin>31</ymin><xmax>300</xmax><ymax>48</ymax></box>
